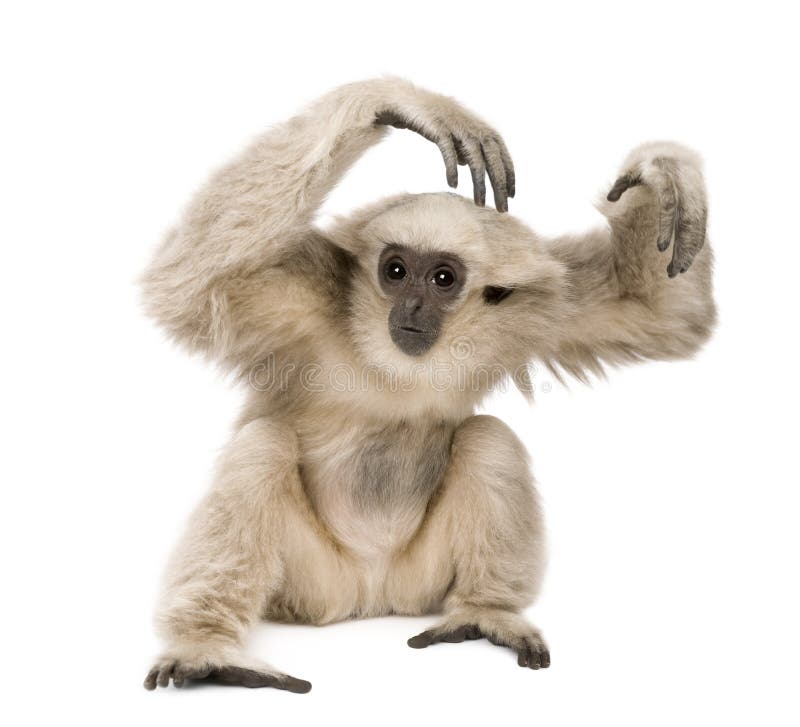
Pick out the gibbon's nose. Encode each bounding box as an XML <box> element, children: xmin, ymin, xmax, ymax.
<box><xmin>403</xmin><ymin>296</ymin><xmax>423</xmax><ymax>314</ymax></box>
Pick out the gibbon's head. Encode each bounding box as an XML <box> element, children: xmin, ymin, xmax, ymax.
<box><xmin>329</xmin><ymin>193</ymin><xmax>565</xmax><ymax>402</ymax></box>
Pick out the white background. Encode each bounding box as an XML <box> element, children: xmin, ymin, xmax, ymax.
<box><xmin>2</xmin><ymin>1</ymin><xmax>798</xmax><ymax>725</ymax></box>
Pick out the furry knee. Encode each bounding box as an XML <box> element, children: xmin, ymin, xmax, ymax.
<box><xmin>444</xmin><ymin>416</ymin><xmax>545</xmax><ymax>607</ymax></box>
<box><xmin>451</xmin><ymin>415</ymin><xmax>532</xmax><ymax>491</ymax></box>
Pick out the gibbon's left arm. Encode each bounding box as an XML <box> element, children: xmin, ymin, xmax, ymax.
<box><xmin>141</xmin><ymin>78</ymin><xmax>513</xmax><ymax>375</ymax></box>
<box><xmin>508</xmin><ymin>142</ymin><xmax>716</xmax><ymax>381</ymax></box>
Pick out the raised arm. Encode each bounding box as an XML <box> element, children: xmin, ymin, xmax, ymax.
<box><xmin>141</xmin><ymin>78</ymin><xmax>514</xmax><ymax>373</ymax></box>
<box><xmin>495</xmin><ymin>142</ymin><xmax>716</xmax><ymax>382</ymax></box>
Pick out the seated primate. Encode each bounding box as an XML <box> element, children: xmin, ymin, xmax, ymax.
<box><xmin>142</xmin><ymin>78</ymin><xmax>716</xmax><ymax>692</ymax></box>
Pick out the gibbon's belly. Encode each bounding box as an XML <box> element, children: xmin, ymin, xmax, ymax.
<box><xmin>299</xmin><ymin>418</ymin><xmax>454</xmax><ymax>561</ymax></box>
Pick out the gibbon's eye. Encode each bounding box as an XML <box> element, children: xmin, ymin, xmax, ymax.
<box><xmin>431</xmin><ymin>267</ymin><xmax>456</xmax><ymax>289</ymax></box>
<box><xmin>385</xmin><ymin>259</ymin><xmax>407</xmax><ymax>281</ymax></box>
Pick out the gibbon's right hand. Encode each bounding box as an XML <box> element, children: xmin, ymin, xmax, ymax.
<box><xmin>606</xmin><ymin>142</ymin><xmax>708</xmax><ymax>278</ymax></box>
<box><xmin>375</xmin><ymin>97</ymin><xmax>515</xmax><ymax>213</ymax></box>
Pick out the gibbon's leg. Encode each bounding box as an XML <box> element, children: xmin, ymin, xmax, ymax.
<box><xmin>398</xmin><ymin>415</ymin><xmax>550</xmax><ymax>670</ymax></box>
<box><xmin>144</xmin><ymin>418</ymin><xmax>315</xmax><ymax>693</ymax></box>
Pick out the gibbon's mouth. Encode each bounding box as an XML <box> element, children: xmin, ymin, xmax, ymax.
<box><xmin>389</xmin><ymin>323</ymin><xmax>439</xmax><ymax>356</ymax></box>
<box><xmin>391</xmin><ymin>324</ymin><xmax>437</xmax><ymax>337</ymax></box>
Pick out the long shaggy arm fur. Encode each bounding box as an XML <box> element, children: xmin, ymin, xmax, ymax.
<box><xmin>141</xmin><ymin>78</ymin><xmax>470</xmax><ymax>371</ymax></box>
<box><xmin>490</xmin><ymin>142</ymin><xmax>717</xmax><ymax>383</ymax></box>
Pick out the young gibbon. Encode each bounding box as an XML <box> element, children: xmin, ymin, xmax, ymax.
<box><xmin>141</xmin><ymin>78</ymin><xmax>715</xmax><ymax>692</ymax></box>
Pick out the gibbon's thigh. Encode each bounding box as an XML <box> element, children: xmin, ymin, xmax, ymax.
<box><xmin>263</xmin><ymin>480</ymin><xmax>365</xmax><ymax>626</ymax></box>
<box><xmin>233</xmin><ymin>425</ymin><xmax>359</xmax><ymax>626</ymax></box>
<box><xmin>388</xmin><ymin>415</ymin><xmax>544</xmax><ymax>613</ymax></box>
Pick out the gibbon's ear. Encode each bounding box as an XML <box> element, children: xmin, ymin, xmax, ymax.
<box><xmin>482</xmin><ymin>285</ymin><xmax>514</xmax><ymax>305</ymax></box>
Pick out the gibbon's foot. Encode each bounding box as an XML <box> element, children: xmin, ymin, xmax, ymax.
<box><xmin>143</xmin><ymin>661</ymin><xmax>311</xmax><ymax>693</ymax></box>
<box><xmin>374</xmin><ymin>106</ymin><xmax>514</xmax><ymax>212</ymax></box>
<box><xmin>606</xmin><ymin>142</ymin><xmax>708</xmax><ymax>278</ymax></box>
<box><xmin>407</xmin><ymin>622</ymin><xmax>550</xmax><ymax>670</ymax></box>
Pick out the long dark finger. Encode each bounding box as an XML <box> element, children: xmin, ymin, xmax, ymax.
<box><xmin>669</xmin><ymin>207</ymin><xmax>707</xmax><ymax>277</ymax></box>
<box><xmin>494</xmin><ymin>135</ymin><xmax>516</xmax><ymax>198</ymax></box>
<box><xmin>666</xmin><ymin>210</ymin><xmax>683</xmax><ymax>278</ymax></box>
<box><xmin>678</xmin><ymin>208</ymin><xmax>707</xmax><ymax>274</ymax></box>
<box><xmin>435</xmin><ymin>135</ymin><xmax>459</xmax><ymax>188</ymax></box>
<box><xmin>540</xmin><ymin>649</ymin><xmax>551</xmax><ymax>668</ymax></box>
<box><xmin>460</xmin><ymin>137</ymin><xmax>486</xmax><ymax>207</ymax></box>
<box><xmin>454</xmin><ymin>135</ymin><xmax>467</xmax><ymax>165</ymax></box>
<box><xmin>483</xmin><ymin>137</ymin><xmax>508</xmax><ymax>212</ymax></box>
<box><xmin>657</xmin><ymin>173</ymin><xmax>679</xmax><ymax>258</ymax></box>
<box><xmin>607</xmin><ymin>173</ymin><xmax>641</xmax><ymax>202</ymax></box>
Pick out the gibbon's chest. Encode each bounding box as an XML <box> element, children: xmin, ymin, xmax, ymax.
<box><xmin>298</xmin><ymin>418</ymin><xmax>455</xmax><ymax>560</ymax></box>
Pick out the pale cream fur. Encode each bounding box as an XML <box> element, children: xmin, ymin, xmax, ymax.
<box><xmin>141</xmin><ymin>78</ymin><xmax>716</xmax><ymax>690</ymax></box>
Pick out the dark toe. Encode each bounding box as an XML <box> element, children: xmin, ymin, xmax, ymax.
<box><xmin>143</xmin><ymin>667</ymin><xmax>159</xmax><ymax>691</ymax></box>
<box><xmin>440</xmin><ymin>626</ymin><xmax>468</xmax><ymax>643</ymax></box>
<box><xmin>408</xmin><ymin>630</ymin><xmax>435</xmax><ymax>649</ymax></box>
<box><xmin>281</xmin><ymin>676</ymin><xmax>312</xmax><ymax>694</ymax></box>
<box><xmin>464</xmin><ymin>624</ymin><xmax>482</xmax><ymax>640</ymax></box>
<box><xmin>156</xmin><ymin>663</ymin><xmax>173</xmax><ymax>688</ymax></box>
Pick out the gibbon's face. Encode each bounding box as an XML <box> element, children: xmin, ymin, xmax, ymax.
<box><xmin>340</xmin><ymin>193</ymin><xmax>538</xmax><ymax>383</ymax></box>
<box><xmin>378</xmin><ymin>244</ymin><xmax>467</xmax><ymax>356</ymax></box>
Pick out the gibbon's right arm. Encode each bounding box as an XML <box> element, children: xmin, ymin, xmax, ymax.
<box><xmin>141</xmin><ymin>78</ymin><xmax>513</xmax><ymax>373</ymax></box>
<box><xmin>500</xmin><ymin>142</ymin><xmax>717</xmax><ymax>383</ymax></box>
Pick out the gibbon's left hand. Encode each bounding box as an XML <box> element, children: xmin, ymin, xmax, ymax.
<box><xmin>606</xmin><ymin>142</ymin><xmax>708</xmax><ymax>278</ymax></box>
<box><xmin>375</xmin><ymin>98</ymin><xmax>515</xmax><ymax>212</ymax></box>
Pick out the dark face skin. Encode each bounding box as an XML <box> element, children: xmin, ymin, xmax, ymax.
<box><xmin>378</xmin><ymin>244</ymin><xmax>467</xmax><ymax>356</ymax></box>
